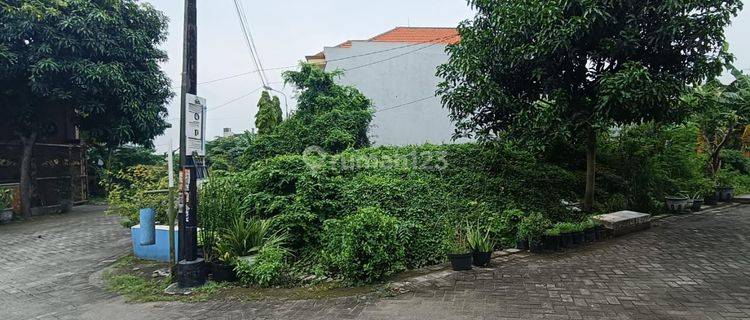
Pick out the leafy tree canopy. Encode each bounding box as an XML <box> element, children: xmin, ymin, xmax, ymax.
<box><xmin>437</xmin><ymin>0</ymin><xmax>742</xmax><ymax>211</ymax></box>
<box><xmin>438</xmin><ymin>0</ymin><xmax>741</xmax><ymax>142</ymax></box>
<box><xmin>239</xmin><ymin>63</ymin><xmax>373</xmax><ymax>166</ymax></box>
<box><xmin>683</xmin><ymin>66</ymin><xmax>750</xmax><ymax>179</ymax></box>
<box><xmin>0</xmin><ymin>0</ymin><xmax>173</xmax><ymax>146</ymax></box>
<box><xmin>255</xmin><ymin>91</ymin><xmax>282</xmax><ymax>135</ymax></box>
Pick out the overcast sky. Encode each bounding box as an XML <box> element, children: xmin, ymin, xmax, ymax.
<box><xmin>147</xmin><ymin>0</ymin><xmax>750</xmax><ymax>153</ymax></box>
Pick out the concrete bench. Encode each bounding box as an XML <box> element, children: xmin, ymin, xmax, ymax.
<box><xmin>734</xmin><ymin>194</ymin><xmax>750</xmax><ymax>204</ymax></box>
<box><xmin>593</xmin><ymin>210</ymin><xmax>651</xmax><ymax>237</ymax></box>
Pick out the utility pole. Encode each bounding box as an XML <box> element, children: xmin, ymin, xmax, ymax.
<box><xmin>177</xmin><ymin>0</ymin><xmax>205</xmax><ymax>288</ymax></box>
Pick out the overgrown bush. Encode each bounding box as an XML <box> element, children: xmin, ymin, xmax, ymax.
<box><xmin>102</xmin><ymin>164</ymin><xmax>168</xmax><ymax>226</ymax></box>
<box><xmin>320</xmin><ymin>207</ymin><xmax>405</xmax><ymax>285</ymax></box>
<box><xmin>596</xmin><ymin>123</ymin><xmax>709</xmax><ymax>212</ymax></box>
<box><xmin>234</xmin><ymin>245</ymin><xmax>290</xmax><ymax>287</ymax></box>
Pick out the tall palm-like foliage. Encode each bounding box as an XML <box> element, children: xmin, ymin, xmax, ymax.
<box><xmin>215</xmin><ymin>215</ymin><xmax>287</xmax><ymax>262</ymax></box>
<box><xmin>683</xmin><ymin>67</ymin><xmax>750</xmax><ymax>181</ymax></box>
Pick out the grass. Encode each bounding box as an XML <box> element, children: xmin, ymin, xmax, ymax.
<box><xmin>103</xmin><ymin>255</ymin><xmax>376</xmax><ymax>303</ymax></box>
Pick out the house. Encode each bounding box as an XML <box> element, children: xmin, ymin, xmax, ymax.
<box><xmin>306</xmin><ymin>27</ymin><xmax>468</xmax><ymax>146</ymax></box>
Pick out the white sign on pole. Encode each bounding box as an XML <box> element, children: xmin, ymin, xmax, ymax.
<box><xmin>184</xmin><ymin>94</ymin><xmax>206</xmax><ymax>156</ymax></box>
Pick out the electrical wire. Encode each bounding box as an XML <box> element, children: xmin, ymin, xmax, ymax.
<box><xmin>374</xmin><ymin>95</ymin><xmax>437</xmax><ymax>113</ymax></box>
<box><xmin>197</xmin><ymin>33</ymin><xmax>459</xmax><ymax>86</ymax></box>
<box><xmin>232</xmin><ymin>0</ymin><xmax>268</xmax><ymax>87</ymax></box>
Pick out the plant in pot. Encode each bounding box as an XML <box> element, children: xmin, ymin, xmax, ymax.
<box><xmin>714</xmin><ymin>171</ymin><xmax>735</xmax><ymax>202</ymax></box>
<box><xmin>517</xmin><ymin>212</ymin><xmax>550</xmax><ymax>253</ymax></box>
<box><xmin>542</xmin><ymin>227</ymin><xmax>561</xmax><ymax>252</ymax></box>
<box><xmin>665</xmin><ymin>193</ymin><xmax>690</xmax><ymax>213</ymax></box>
<box><xmin>582</xmin><ymin>219</ymin><xmax>597</xmax><ymax>243</ymax></box>
<box><xmin>446</xmin><ymin>226</ymin><xmax>472</xmax><ymax>271</ymax></box>
<box><xmin>466</xmin><ymin>225</ymin><xmax>494</xmax><ymax>267</ymax></box>
<box><xmin>554</xmin><ymin>222</ymin><xmax>577</xmax><ymax>248</ymax></box>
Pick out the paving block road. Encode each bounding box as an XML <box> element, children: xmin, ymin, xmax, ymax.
<box><xmin>1</xmin><ymin>204</ymin><xmax>749</xmax><ymax>320</ymax></box>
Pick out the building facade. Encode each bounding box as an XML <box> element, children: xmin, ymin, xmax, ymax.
<box><xmin>306</xmin><ymin>27</ymin><xmax>469</xmax><ymax>146</ymax></box>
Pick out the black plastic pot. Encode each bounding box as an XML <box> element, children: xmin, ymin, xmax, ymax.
<box><xmin>448</xmin><ymin>252</ymin><xmax>473</xmax><ymax>271</ymax></box>
<box><xmin>584</xmin><ymin>228</ymin><xmax>596</xmax><ymax>243</ymax></box>
<box><xmin>210</xmin><ymin>261</ymin><xmax>238</xmax><ymax>282</ymax></box>
<box><xmin>516</xmin><ymin>239</ymin><xmax>528</xmax><ymax>250</ymax></box>
<box><xmin>704</xmin><ymin>194</ymin><xmax>718</xmax><ymax>205</ymax></box>
<box><xmin>560</xmin><ymin>232</ymin><xmax>574</xmax><ymax>248</ymax></box>
<box><xmin>690</xmin><ymin>199</ymin><xmax>703</xmax><ymax>212</ymax></box>
<box><xmin>543</xmin><ymin>235</ymin><xmax>560</xmax><ymax>251</ymax></box>
<box><xmin>715</xmin><ymin>186</ymin><xmax>734</xmax><ymax>202</ymax></box>
<box><xmin>594</xmin><ymin>225</ymin><xmax>606</xmax><ymax>241</ymax></box>
<box><xmin>572</xmin><ymin>231</ymin><xmax>585</xmax><ymax>245</ymax></box>
<box><xmin>472</xmin><ymin>251</ymin><xmax>492</xmax><ymax>267</ymax></box>
<box><xmin>529</xmin><ymin>240</ymin><xmax>544</xmax><ymax>253</ymax></box>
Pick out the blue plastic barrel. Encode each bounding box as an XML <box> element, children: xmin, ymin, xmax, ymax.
<box><xmin>139</xmin><ymin>208</ymin><xmax>156</xmax><ymax>245</ymax></box>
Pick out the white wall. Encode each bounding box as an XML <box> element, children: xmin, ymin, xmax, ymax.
<box><xmin>324</xmin><ymin>41</ymin><xmax>469</xmax><ymax>146</ymax></box>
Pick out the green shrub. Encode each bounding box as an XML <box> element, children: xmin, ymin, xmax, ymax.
<box><xmin>517</xmin><ymin>212</ymin><xmax>550</xmax><ymax>243</ymax></box>
<box><xmin>234</xmin><ymin>245</ymin><xmax>289</xmax><ymax>287</ymax></box>
<box><xmin>102</xmin><ymin>164</ymin><xmax>168</xmax><ymax>226</ymax></box>
<box><xmin>320</xmin><ymin>207</ymin><xmax>405</xmax><ymax>285</ymax></box>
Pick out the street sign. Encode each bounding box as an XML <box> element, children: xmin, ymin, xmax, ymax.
<box><xmin>184</xmin><ymin>94</ymin><xmax>206</xmax><ymax>156</ymax></box>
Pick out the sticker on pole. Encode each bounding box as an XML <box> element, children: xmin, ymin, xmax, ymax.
<box><xmin>185</xmin><ymin>94</ymin><xmax>206</xmax><ymax>156</ymax></box>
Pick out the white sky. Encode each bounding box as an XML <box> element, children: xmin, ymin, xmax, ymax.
<box><xmin>147</xmin><ymin>0</ymin><xmax>750</xmax><ymax>153</ymax></box>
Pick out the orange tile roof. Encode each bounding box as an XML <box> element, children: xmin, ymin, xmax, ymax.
<box><xmin>369</xmin><ymin>27</ymin><xmax>460</xmax><ymax>44</ymax></box>
<box><xmin>306</xmin><ymin>27</ymin><xmax>460</xmax><ymax>62</ymax></box>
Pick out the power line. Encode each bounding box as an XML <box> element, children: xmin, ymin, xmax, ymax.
<box><xmin>232</xmin><ymin>0</ymin><xmax>268</xmax><ymax>87</ymax></box>
<box><xmin>343</xmin><ymin>40</ymin><xmax>448</xmax><ymax>72</ymax></box>
<box><xmin>166</xmin><ymin>86</ymin><xmax>265</xmax><ymax>121</ymax></box>
<box><xmin>198</xmin><ymin>65</ymin><xmax>294</xmax><ymax>85</ymax></box>
<box><xmin>196</xmin><ymin>33</ymin><xmax>459</xmax><ymax>86</ymax></box>
<box><xmin>375</xmin><ymin>95</ymin><xmax>437</xmax><ymax>113</ymax></box>
<box><xmin>327</xmin><ymin>33</ymin><xmax>459</xmax><ymax>63</ymax></box>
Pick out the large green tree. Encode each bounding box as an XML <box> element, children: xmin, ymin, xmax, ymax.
<box><xmin>437</xmin><ymin>0</ymin><xmax>741</xmax><ymax>211</ymax></box>
<box><xmin>0</xmin><ymin>0</ymin><xmax>172</xmax><ymax>216</ymax></box>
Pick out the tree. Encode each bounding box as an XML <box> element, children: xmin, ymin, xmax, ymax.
<box><xmin>437</xmin><ymin>0</ymin><xmax>741</xmax><ymax>212</ymax></box>
<box><xmin>0</xmin><ymin>0</ymin><xmax>172</xmax><ymax>217</ymax></box>
<box><xmin>255</xmin><ymin>91</ymin><xmax>281</xmax><ymax>135</ymax></box>
<box><xmin>684</xmin><ymin>66</ymin><xmax>750</xmax><ymax>181</ymax></box>
<box><xmin>239</xmin><ymin>63</ymin><xmax>372</xmax><ymax>166</ymax></box>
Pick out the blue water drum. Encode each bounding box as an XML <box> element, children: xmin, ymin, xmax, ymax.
<box><xmin>139</xmin><ymin>208</ymin><xmax>156</xmax><ymax>245</ymax></box>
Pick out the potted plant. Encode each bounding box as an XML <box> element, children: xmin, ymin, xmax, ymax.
<box><xmin>665</xmin><ymin>194</ymin><xmax>690</xmax><ymax>213</ymax></box>
<box><xmin>714</xmin><ymin>171</ymin><xmax>735</xmax><ymax>202</ymax></box>
<box><xmin>689</xmin><ymin>192</ymin><xmax>704</xmax><ymax>212</ymax></box>
<box><xmin>210</xmin><ymin>251</ymin><xmax>238</xmax><ymax>282</ymax></box>
<box><xmin>582</xmin><ymin>219</ymin><xmax>597</xmax><ymax>243</ymax></box>
<box><xmin>542</xmin><ymin>227</ymin><xmax>561</xmax><ymax>252</ymax></box>
<box><xmin>447</xmin><ymin>227</ymin><xmax>472</xmax><ymax>271</ymax></box>
<box><xmin>466</xmin><ymin>225</ymin><xmax>494</xmax><ymax>267</ymax></box>
<box><xmin>555</xmin><ymin>222</ymin><xmax>576</xmax><ymax>248</ymax></box>
<box><xmin>517</xmin><ymin>212</ymin><xmax>550</xmax><ymax>253</ymax></box>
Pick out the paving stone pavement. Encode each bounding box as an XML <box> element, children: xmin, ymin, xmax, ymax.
<box><xmin>2</xmin><ymin>204</ymin><xmax>750</xmax><ymax>320</ymax></box>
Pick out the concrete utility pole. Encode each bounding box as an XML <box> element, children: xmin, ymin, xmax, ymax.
<box><xmin>177</xmin><ymin>0</ymin><xmax>205</xmax><ymax>288</ymax></box>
